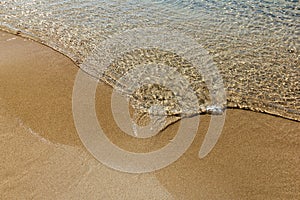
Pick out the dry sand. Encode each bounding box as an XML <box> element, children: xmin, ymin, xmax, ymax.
<box><xmin>0</xmin><ymin>30</ymin><xmax>299</xmax><ymax>199</ymax></box>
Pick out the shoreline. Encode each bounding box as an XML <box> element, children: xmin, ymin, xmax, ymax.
<box><xmin>0</xmin><ymin>27</ymin><xmax>299</xmax><ymax>122</ymax></box>
<box><xmin>1</xmin><ymin>30</ymin><xmax>299</xmax><ymax>199</ymax></box>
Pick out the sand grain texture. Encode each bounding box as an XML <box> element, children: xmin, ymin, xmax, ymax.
<box><xmin>0</xmin><ymin>31</ymin><xmax>299</xmax><ymax>199</ymax></box>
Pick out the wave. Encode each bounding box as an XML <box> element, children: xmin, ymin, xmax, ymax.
<box><xmin>1</xmin><ymin>0</ymin><xmax>299</xmax><ymax>121</ymax></box>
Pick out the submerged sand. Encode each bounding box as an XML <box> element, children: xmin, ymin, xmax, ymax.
<box><xmin>0</xmin><ymin>31</ymin><xmax>299</xmax><ymax>199</ymax></box>
<box><xmin>1</xmin><ymin>0</ymin><xmax>299</xmax><ymax>121</ymax></box>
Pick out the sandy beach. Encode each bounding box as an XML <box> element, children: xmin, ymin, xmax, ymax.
<box><xmin>0</xmin><ymin>30</ymin><xmax>299</xmax><ymax>199</ymax></box>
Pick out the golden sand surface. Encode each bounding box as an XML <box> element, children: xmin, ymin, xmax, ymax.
<box><xmin>0</xmin><ymin>31</ymin><xmax>299</xmax><ymax>199</ymax></box>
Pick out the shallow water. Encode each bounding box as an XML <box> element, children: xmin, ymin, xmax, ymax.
<box><xmin>0</xmin><ymin>0</ymin><xmax>299</xmax><ymax>120</ymax></box>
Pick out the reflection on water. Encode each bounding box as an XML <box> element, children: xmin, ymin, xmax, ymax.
<box><xmin>0</xmin><ymin>0</ymin><xmax>299</xmax><ymax>120</ymax></box>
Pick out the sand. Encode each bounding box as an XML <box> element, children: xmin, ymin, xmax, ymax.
<box><xmin>0</xmin><ymin>30</ymin><xmax>299</xmax><ymax>199</ymax></box>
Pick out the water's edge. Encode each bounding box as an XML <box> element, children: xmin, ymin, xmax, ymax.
<box><xmin>1</xmin><ymin>26</ymin><xmax>299</xmax><ymax>122</ymax></box>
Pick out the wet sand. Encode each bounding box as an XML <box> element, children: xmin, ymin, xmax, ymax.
<box><xmin>0</xmin><ymin>30</ymin><xmax>299</xmax><ymax>199</ymax></box>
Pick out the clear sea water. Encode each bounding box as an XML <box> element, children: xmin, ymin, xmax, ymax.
<box><xmin>0</xmin><ymin>0</ymin><xmax>299</xmax><ymax>120</ymax></box>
